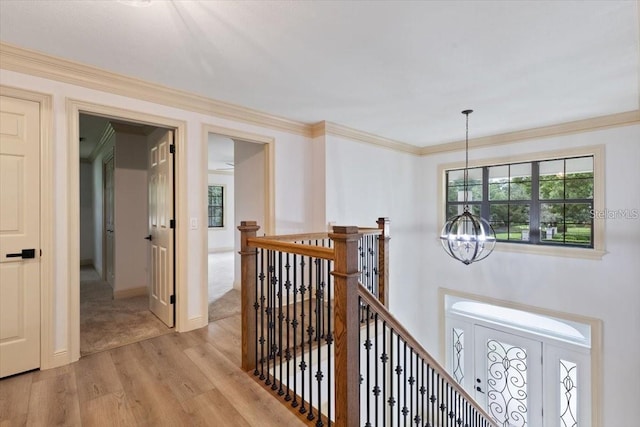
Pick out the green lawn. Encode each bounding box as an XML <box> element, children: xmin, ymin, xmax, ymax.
<box><xmin>495</xmin><ymin>226</ymin><xmax>591</xmax><ymax>245</ymax></box>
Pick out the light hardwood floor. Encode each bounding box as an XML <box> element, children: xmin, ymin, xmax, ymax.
<box><xmin>0</xmin><ymin>315</ymin><xmax>305</xmax><ymax>426</ymax></box>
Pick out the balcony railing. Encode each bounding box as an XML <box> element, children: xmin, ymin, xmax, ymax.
<box><xmin>238</xmin><ymin>218</ymin><xmax>495</xmax><ymax>427</ymax></box>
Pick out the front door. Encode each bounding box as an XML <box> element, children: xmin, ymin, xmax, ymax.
<box><xmin>147</xmin><ymin>129</ymin><xmax>174</xmax><ymax>327</ymax></box>
<box><xmin>0</xmin><ymin>95</ymin><xmax>41</xmax><ymax>377</ymax></box>
<box><xmin>474</xmin><ymin>325</ymin><xmax>543</xmax><ymax>427</ymax></box>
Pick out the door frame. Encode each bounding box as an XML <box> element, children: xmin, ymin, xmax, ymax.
<box><xmin>67</xmin><ymin>99</ymin><xmax>188</xmax><ymax>361</ymax></box>
<box><xmin>200</xmin><ymin>124</ymin><xmax>275</xmax><ymax>318</ymax></box>
<box><xmin>440</xmin><ymin>288</ymin><xmax>603</xmax><ymax>427</ymax></box>
<box><xmin>0</xmin><ymin>85</ymin><xmax>54</xmax><ymax>369</ymax></box>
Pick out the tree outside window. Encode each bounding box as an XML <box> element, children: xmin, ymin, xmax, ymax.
<box><xmin>445</xmin><ymin>156</ymin><xmax>594</xmax><ymax>247</ymax></box>
<box><xmin>208</xmin><ymin>185</ymin><xmax>224</xmax><ymax>228</ymax></box>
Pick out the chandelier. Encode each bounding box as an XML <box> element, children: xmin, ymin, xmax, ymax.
<box><xmin>440</xmin><ymin>110</ymin><xmax>496</xmax><ymax>265</ymax></box>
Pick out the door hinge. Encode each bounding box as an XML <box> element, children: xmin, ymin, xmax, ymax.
<box><xmin>169</xmin><ymin>144</ymin><xmax>175</xmax><ymax>154</ymax></box>
<box><xmin>170</xmin><ymin>219</ymin><xmax>175</xmax><ymax>229</ymax></box>
<box><xmin>170</xmin><ymin>295</ymin><xmax>175</xmax><ymax>304</ymax></box>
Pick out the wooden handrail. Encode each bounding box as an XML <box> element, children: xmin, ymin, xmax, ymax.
<box><xmin>257</xmin><ymin>232</ymin><xmax>332</xmax><ymax>242</ymax></box>
<box><xmin>247</xmin><ymin>236</ymin><xmax>335</xmax><ymax>260</ymax></box>
<box><xmin>357</xmin><ymin>283</ymin><xmax>497</xmax><ymax>426</ymax></box>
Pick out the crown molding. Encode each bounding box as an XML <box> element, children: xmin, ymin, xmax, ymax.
<box><xmin>312</xmin><ymin>121</ymin><xmax>423</xmax><ymax>155</ymax></box>
<box><xmin>0</xmin><ymin>42</ymin><xmax>310</xmax><ymax>137</ymax></box>
<box><xmin>87</xmin><ymin>122</ymin><xmax>114</xmax><ymax>162</ymax></box>
<box><xmin>2</xmin><ymin>43</ymin><xmax>638</xmax><ymax>159</ymax></box>
<box><xmin>420</xmin><ymin>110</ymin><xmax>640</xmax><ymax>156</ymax></box>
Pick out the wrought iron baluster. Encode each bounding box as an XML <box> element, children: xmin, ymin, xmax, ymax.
<box><xmin>277</xmin><ymin>252</ymin><xmax>284</xmax><ymax>395</ymax></box>
<box><xmin>259</xmin><ymin>248</ymin><xmax>266</xmax><ymax>380</ymax></box>
<box><xmin>307</xmin><ymin>255</ymin><xmax>315</xmax><ymax>421</ymax></box>
<box><xmin>402</xmin><ymin>341</ymin><xmax>408</xmax><ymax>424</ymax></box>
<box><xmin>253</xmin><ymin>248</ymin><xmax>259</xmax><ymax>376</ymax></box>
<box><xmin>326</xmin><ymin>258</ymin><xmax>332</xmax><ymax>427</ymax></box>
<box><xmin>374</xmin><ymin>312</ymin><xmax>379</xmax><ymax>427</ymax></box>
<box><xmin>315</xmin><ymin>256</ymin><xmax>322</xmax><ymax>425</ymax></box>
<box><xmin>292</xmin><ymin>254</ymin><xmax>299</xmax><ymax>408</ymax></box>
<box><xmin>365</xmin><ymin>303</ymin><xmax>371</xmax><ymax>427</ymax></box>
<box><xmin>284</xmin><ymin>253</ymin><xmax>292</xmax><ymax>402</ymax></box>
<box><xmin>382</xmin><ymin>321</ymin><xmax>387</xmax><ymax>427</ymax></box>
<box><xmin>299</xmin><ymin>255</ymin><xmax>307</xmax><ymax>415</ymax></box>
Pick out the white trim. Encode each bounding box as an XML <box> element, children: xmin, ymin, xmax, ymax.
<box><xmin>201</xmin><ymin>123</ymin><xmax>276</xmax><ymax>324</ymax></box>
<box><xmin>113</xmin><ymin>286</ymin><xmax>147</xmax><ymax>299</ymax></box>
<box><xmin>422</xmin><ymin>110</ymin><xmax>639</xmax><ymax>155</ymax></box>
<box><xmin>67</xmin><ymin>99</ymin><xmax>195</xmax><ymax>363</ymax></box>
<box><xmin>208</xmin><ymin>169</ymin><xmax>234</xmax><ymax>176</ymax></box>
<box><xmin>437</xmin><ymin>145</ymin><xmax>605</xmax><ymax>260</ymax></box>
<box><xmin>0</xmin><ymin>42</ymin><xmax>309</xmax><ymax>137</ymax></box>
<box><xmin>0</xmin><ymin>85</ymin><xmax>55</xmax><ymax>370</ymax></box>
<box><xmin>2</xmin><ymin>42</ymin><xmax>637</xmax><ymax>159</ymax></box>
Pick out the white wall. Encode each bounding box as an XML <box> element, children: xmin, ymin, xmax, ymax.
<box><xmin>414</xmin><ymin>124</ymin><xmax>640</xmax><ymax>427</ymax></box>
<box><xmin>207</xmin><ymin>172</ymin><xmax>234</xmax><ymax>252</ymax></box>
<box><xmin>113</xmin><ymin>130</ymin><xmax>148</xmax><ymax>293</ymax></box>
<box><xmin>79</xmin><ymin>161</ymin><xmax>94</xmax><ymax>265</ymax></box>
<box><xmin>234</xmin><ymin>140</ymin><xmax>266</xmax><ymax>289</ymax></box>
<box><xmin>0</xmin><ymin>69</ymin><xmax>315</xmax><ymax>359</ymax></box>
<box><xmin>324</xmin><ymin>134</ymin><xmax>423</xmax><ymax>322</ymax></box>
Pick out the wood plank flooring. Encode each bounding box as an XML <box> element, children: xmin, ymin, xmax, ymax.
<box><xmin>0</xmin><ymin>314</ymin><xmax>305</xmax><ymax>426</ymax></box>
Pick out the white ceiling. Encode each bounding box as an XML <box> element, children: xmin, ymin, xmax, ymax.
<box><xmin>1</xmin><ymin>1</ymin><xmax>638</xmax><ymax>147</ymax></box>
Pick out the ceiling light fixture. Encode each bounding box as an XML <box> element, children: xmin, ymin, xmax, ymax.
<box><xmin>440</xmin><ymin>110</ymin><xmax>496</xmax><ymax>265</ymax></box>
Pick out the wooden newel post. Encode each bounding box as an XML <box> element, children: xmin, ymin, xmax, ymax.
<box><xmin>330</xmin><ymin>225</ymin><xmax>361</xmax><ymax>427</ymax></box>
<box><xmin>238</xmin><ymin>220</ymin><xmax>260</xmax><ymax>372</ymax></box>
<box><xmin>377</xmin><ymin>217</ymin><xmax>390</xmax><ymax>307</ymax></box>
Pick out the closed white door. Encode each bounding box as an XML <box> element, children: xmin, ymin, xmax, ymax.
<box><xmin>0</xmin><ymin>95</ymin><xmax>41</xmax><ymax>378</ymax></box>
<box><xmin>474</xmin><ymin>325</ymin><xmax>543</xmax><ymax>427</ymax></box>
<box><xmin>147</xmin><ymin>130</ymin><xmax>174</xmax><ymax>327</ymax></box>
<box><xmin>104</xmin><ymin>155</ymin><xmax>115</xmax><ymax>287</ymax></box>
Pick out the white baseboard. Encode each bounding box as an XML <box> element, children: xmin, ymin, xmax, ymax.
<box><xmin>208</xmin><ymin>247</ymin><xmax>235</xmax><ymax>253</ymax></box>
<box><xmin>41</xmin><ymin>349</ymin><xmax>73</xmax><ymax>370</ymax></box>
<box><xmin>113</xmin><ymin>286</ymin><xmax>147</xmax><ymax>299</ymax></box>
<box><xmin>180</xmin><ymin>315</ymin><xmax>208</xmax><ymax>332</ymax></box>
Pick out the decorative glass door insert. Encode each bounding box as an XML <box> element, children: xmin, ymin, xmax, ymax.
<box><xmin>474</xmin><ymin>325</ymin><xmax>543</xmax><ymax>427</ymax></box>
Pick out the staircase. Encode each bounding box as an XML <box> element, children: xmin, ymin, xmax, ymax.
<box><xmin>238</xmin><ymin>219</ymin><xmax>496</xmax><ymax>427</ymax></box>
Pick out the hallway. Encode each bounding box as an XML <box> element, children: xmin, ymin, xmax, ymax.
<box><xmin>0</xmin><ymin>314</ymin><xmax>304</xmax><ymax>426</ymax></box>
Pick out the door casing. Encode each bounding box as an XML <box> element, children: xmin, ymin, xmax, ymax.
<box><xmin>67</xmin><ymin>99</ymin><xmax>191</xmax><ymax>363</ymax></box>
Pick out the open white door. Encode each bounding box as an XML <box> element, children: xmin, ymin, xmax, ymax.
<box><xmin>0</xmin><ymin>95</ymin><xmax>41</xmax><ymax>377</ymax></box>
<box><xmin>147</xmin><ymin>129</ymin><xmax>174</xmax><ymax>327</ymax></box>
<box><xmin>104</xmin><ymin>155</ymin><xmax>115</xmax><ymax>287</ymax></box>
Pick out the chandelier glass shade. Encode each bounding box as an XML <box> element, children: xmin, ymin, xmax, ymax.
<box><xmin>440</xmin><ymin>110</ymin><xmax>496</xmax><ymax>265</ymax></box>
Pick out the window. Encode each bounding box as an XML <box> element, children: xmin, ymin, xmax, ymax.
<box><xmin>208</xmin><ymin>185</ymin><xmax>224</xmax><ymax>228</ymax></box>
<box><xmin>445</xmin><ymin>155</ymin><xmax>594</xmax><ymax>248</ymax></box>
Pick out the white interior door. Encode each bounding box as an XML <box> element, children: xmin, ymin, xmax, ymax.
<box><xmin>474</xmin><ymin>325</ymin><xmax>543</xmax><ymax>427</ymax></box>
<box><xmin>104</xmin><ymin>155</ymin><xmax>115</xmax><ymax>287</ymax></box>
<box><xmin>0</xmin><ymin>95</ymin><xmax>41</xmax><ymax>378</ymax></box>
<box><xmin>148</xmin><ymin>129</ymin><xmax>174</xmax><ymax>327</ymax></box>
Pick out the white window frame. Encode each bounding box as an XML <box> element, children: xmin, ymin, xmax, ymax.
<box><xmin>438</xmin><ymin>145</ymin><xmax>605</xmax><ymax>260</ymax></box>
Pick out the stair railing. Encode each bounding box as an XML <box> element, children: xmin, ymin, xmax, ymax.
<box><xmin>238</xmin><ymin>219</ymin><xmax>495</xmax><ymax>427</ymax></box>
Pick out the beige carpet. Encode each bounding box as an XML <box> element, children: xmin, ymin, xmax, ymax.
<box><xmin>208</xmin><ymin>251</ymin><xmax>240</xmax><ymax>322</ymax></box>
<box><xmin>80</xmin><ymin>267</ymin><xmax>173</xmax><ymax>356</ymax></box>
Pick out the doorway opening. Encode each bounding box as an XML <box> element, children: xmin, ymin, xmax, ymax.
<box><xmin>78</xmin><ymin>113</ymin><xmax>175</xmax><ymax>355</ymax></box>
<box><xmin>203</xmin><ymin>126</ymin><xmax>274</xmax><ymax>323</ymax></box>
